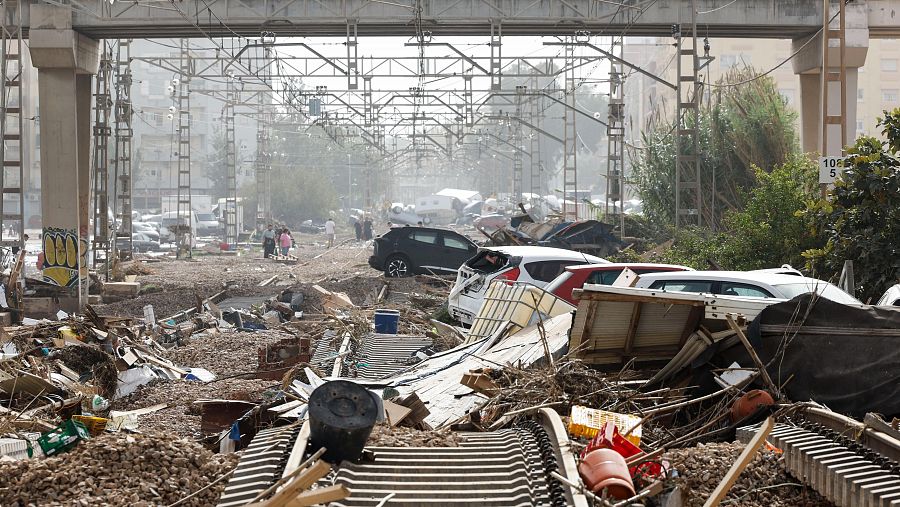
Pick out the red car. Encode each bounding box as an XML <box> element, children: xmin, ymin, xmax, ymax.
<box><xmin>546</xmin><ymin>263</ymin><xmax>692</xmax><ymax>305</ymax></box>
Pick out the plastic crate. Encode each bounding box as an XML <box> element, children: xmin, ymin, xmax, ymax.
<box><xmin>567</xmin><ymin>406</ymin><xmax>642</xmax><ymax>446</ymax></box>
<box><xmin>37</xmin><ymin>419</ymin><xmax>90</xmax><ymax>457</ymax></box>
<box><xmin>71</xmin><ymin>415</ymin><xmax>109</xmax><ymax>437</ymax></box>
<box><xmin>0</xmin><ymin>438</ymin><xmax>30</xmax><ymax>460</ymax></box>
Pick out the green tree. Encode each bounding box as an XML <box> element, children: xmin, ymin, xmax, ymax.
<box><xmin>633</xmin><ymin>67</ymin><xmax>798</xmax><ymax>228</ymax></box>
<box><xmin>657</xmin><ymin>156</ymin><xmax>820</xmax><ymax>270</ymax></box>
<box><xmin>240</xmin><ymin>122</ymin><xmax>356</xmax><ymax>225</ymax></box>
<box><xmin>803</xmin><ymin>109</ymin><xmax>900</xmax><ymax>302</ymax></box>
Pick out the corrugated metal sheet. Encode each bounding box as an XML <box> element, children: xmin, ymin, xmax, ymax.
<box><xmin>466</xmin><ymin>281</ymin><xmax>574</xmax><ymax>344</ymax></box>
<box><xmin>352</xmin><ymin>334</ymin><xmax>433</xmax><ymax>380</ymax></box>
<box><xmin>216</xmin><ymin>425</ymin><xmax>299</xmax><ymax>507</ymax></box>
<box><xmin>387</xmin><ymin>314</ymin><xmax>571</xmax><ymax>429</ymax></box>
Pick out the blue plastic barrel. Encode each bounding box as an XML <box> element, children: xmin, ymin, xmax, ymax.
<box><xmin>373</xmin><ymin>309</ymin><xmax>400</xmax><ymax>334</ymax></box>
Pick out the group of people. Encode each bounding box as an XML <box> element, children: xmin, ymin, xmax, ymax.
<box><xmin>352</xmin><ymin>216</ymin><xmax>374</xmax><ymax>243</ymax></box>
<box><xmin>262</xmin><ymin>224</ymin><xmax>294</xmax><ymax>258</ymax></box>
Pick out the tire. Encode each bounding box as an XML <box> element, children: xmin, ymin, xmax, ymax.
<box><xmin>384</xmin><ymin>254</ymin><xmax>412</xmax><ymax>278</ymax></box>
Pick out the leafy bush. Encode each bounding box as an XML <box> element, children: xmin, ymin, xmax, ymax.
<box><xmin>657</xmin><ymin>157</ymin><xmax>820</xmax><ymax>271</ymax></box>
<box><xmin>632</xmin><ymin>67</ymin><xmax>798</xmax><ymax>228</ymax></box>
<box><xmin>803</xmin><ymin>109</ymin><xmax>900</xmax><ymax>302</ymax></box>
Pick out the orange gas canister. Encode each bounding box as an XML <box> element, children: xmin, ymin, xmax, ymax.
<box><xmin>578</xmin><ymin>448</ymin><xmax>636</xmax><ymax>499</ymax></box>
<box><xmin>730</xmin><ymin>389</ymin><xmax>775</xmax><ymax>423</ymax></box>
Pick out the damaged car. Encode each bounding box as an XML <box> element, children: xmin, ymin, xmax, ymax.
<box><xmin>448</xmin><ymin>246</ymin><xmax>606</xmax><ymax>326</ymax></box>
<box><xmin>547</xmin><ymin>262</ymin><xmax>692</xmax><ymax>305</ymax></box>
<box><xmin>369</xmin><ymin>226</ymin><xmax>478</xmax><ymax>277</ymax></box>
<box><xmin>635</xmin><ymin>270</ymin><xmax>863</xmax><ymax>305</ymax></box>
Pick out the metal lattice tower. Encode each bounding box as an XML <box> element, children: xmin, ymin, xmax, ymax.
<box><xmin>255</xmin><ymin>92</ymin><xmax>271</xmax><ymax>228</ymax></box>
<box><xmin>674</xmin><ymin>1</ymin><xmax>702</xmax><ymax>229</ymax></box>
<box><xmin>821</xmin><ymin>0</ymin><xmax>847</xmax><ymax>167</ymax></box>
<box><xmin>562</xmin><ymin>36</ymin><xmax>578</xmax><ymax>220</ymax></box>
<box><xmin>113</xmin><ymin>39</ymin><xmax>134</xmax><ymax>260</ymax></box>
<box><xmin>529</xmin><ymin>75</ymin><xmax>542</xmax><ymax>197</ymax></box>
<box><xmin>606</xmin><ymin>40</ymin><xmax>625</xmax><ymax>235</ymax></box>
<box><xmin>91</xmin><ymin>49</ymin><xmax>113</xmax><ymax>278</ymax></box>
<box><xmin>512</xmin><ymin>85</ymin><xmax>525</xmax><ymax>202</ymax></box>
<box><xmin>175</xmin><ymin>38</ymin><xmax>192</xmax><ymax>258</ymax></box>
<box><xmin>224</xmin><ymin>78</ymin><xmax>238</xmax><ymax>247</ymax></box>
<box><xmin>0</xmin><ymin>0</ymin><xmax>24</xmax><ymax>253</ymax></box>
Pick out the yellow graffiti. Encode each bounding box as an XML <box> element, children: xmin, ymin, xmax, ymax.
<box><xmin>66</xmin><ymin>236</ymin><xmax>77</xmax><ymax>268</ymax></box>
<box><xmin>45</xmin><ymin>236</ymin><xmax>56</xmax><ymax>265</ymax></box>
<box><xmin>42</xmin><ymin>228</ymin><xmax>81</xmax><ymax>287</ymax></box>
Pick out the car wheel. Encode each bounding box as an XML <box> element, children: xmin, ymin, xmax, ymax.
<box><xmin>385</xmin><ymin>255</ymin><xmax>411</xmax><ymax>277</ymax></box>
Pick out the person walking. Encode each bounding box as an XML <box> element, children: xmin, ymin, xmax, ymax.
<box><xmin>362</xmin><ymin>216</ymin><xmax>373</xmax><ymax>241</ymax></box>
<box><xmin>262</xmin><ymin>224</ymin><xmax>276</xmax><ymax>258</ymax></box>
<box><xmin>353</xmin><ymin>218</ymin><xmax>363</xmax><ymax>241</ymax></box>
<box><xmin>324</xmin><ymin>217</ymin><xmax>336</xmax><ymax>248</ymax></box>
<box><xmin>279</xmin><ymin>228</ymin><xmax>293</xmax><ymax>256</ymax></box>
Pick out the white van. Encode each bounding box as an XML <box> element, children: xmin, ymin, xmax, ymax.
<box><xmin>160</xmin><ymin>211</ymin><xmax>200</xmax><ymax>243</ymax></box>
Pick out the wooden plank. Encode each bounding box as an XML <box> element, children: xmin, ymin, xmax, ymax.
<box><xmin>573</xmin><ymin>289</ymin><xmax>705</xmax><ymax>306</ymax></box>
<box><xmin>726</xmin><ymin>315</ymin><xmax>779</xmax><ymax>397</ymax></box>
<box><xmin>254</xmin><ymin>460</ymin><xmax>331</xmax><ymax>507</ymax></box>
<box><xmin>678</xmin><ymin>306</ymin><xmax>704</xmax><ymax>348</ymax></box>
<box><xmin>571</xmin><ymin>300</ymin><xmax>597</xmax><ymax>352</ymax></box>
<box><xmin>702</xmin><ymin>417</ymin><xmax>774</xmax><ymax>507</ymax></box>
<box><xmin>286</xmin><ymin>485</ymin><xmax>350</xmax><ymax>507</ymax></box>
<box><xmin>623</xmin><ymin>302</ymin><xmax>643</xmax><ymax>355</ymax></box>
<box><xmin>383</xmin><ymin>399</ymin><xmax>413</xmax><ymax>426</ymax></box>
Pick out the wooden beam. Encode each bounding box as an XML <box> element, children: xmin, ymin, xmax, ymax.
<box><xmin>622</xmin><ymin>302</ymin><xmax>643</xmax><ymax>355</ymax></box>
<box><xmin>285</xmin><ymin>485</ymin><xmax>350</xmax><ymax>507</ymax></box>
<box><xmin>725</xmin><ymin>315</ymin><xmax>779</xmax><ymax>397</ymax></box>
<box><xmin>576</xmin><ymin>300</ymin><xmax>599</xmax><ymax>350</ymax></box>
<box><xmin>572</xmin><ymin>290</ymin><xmax>705</xmax><ymax>306</ymax></box>
<box><xmin>250</xmin><ymin>460</ymin><xmax>332</xmax><ymax>507</ymax></box>
<box><xmin>702</xmin><ymin>417</ymin><xmax>774</xmax><ymax>507</ymax></box>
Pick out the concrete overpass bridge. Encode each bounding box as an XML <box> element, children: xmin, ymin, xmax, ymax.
<box><xmin>13</xmin><ymin>0</ymin><xmax>900</xmax><ymax>38</ymax></box>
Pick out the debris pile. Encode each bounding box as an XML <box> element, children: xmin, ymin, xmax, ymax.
<box><xmin>4</xmin><ymin>241</ymin><xmax>897</xmax><ymax>507</ymax></box>
<box><xmin>664</xmin><ymin>442</ymin><xmax>831</xmax><ymax>506</ymax></box>
<box><xmin>0</xmin><ymin>432</ymin><xmax>237</xmax><ymax>506</ymax></box>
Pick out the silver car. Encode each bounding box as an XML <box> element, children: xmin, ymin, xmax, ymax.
<box><xmin>635</xmin><ymin>270</ymin><xmax>862</xmax><ymax>305</ymax></box>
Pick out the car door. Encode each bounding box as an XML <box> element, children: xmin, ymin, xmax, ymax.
<box><xmin>439</xmin><ymin>232</ymin><xmax>478</xmax><ymax>272</ymax></box>
<box><xmin>406</xmin><ymin>229</ymin><xmax>444</xmax><ymax>273</ymax></box>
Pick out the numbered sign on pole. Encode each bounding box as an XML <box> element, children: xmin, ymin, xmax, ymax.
<box><xmin>819</xmin><ymin>156</ymin><xmax>843</xmax><ymax>184</ymax></box>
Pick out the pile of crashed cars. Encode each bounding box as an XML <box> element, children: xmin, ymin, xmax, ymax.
<box><xmin>1</xmin><ymin>239</ymin><xmax>899</xmax><ymax>506</ymax></box>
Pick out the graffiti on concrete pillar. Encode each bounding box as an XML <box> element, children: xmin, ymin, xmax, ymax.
<box><xmin>42</xmin><ymin>227</ymin><xmax>82</xmax><ymax>287</ymax></box>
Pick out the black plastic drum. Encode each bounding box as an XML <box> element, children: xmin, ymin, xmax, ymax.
<box><xmin>308</xmin><ymin>380</ymin><xmax>378</xmax><ymax>463</ymax></box>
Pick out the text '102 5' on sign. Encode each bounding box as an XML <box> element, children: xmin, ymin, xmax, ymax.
<box><xmin>819</xmin><ymin>156</ymin><xmax>844</xmax><ymax>184</ymax></box>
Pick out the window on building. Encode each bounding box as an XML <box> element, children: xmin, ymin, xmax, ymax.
<box><xmin>856</xmin><ymin>119</ymin><xmax>865</xmax><ymax>133</ymax></box>
<box><xmin>881</xmin><ymin>59</ymin><xmax>898</xmax><ymax>72</ymax></box>
<box><xmin>858</xmin><ymin>88</ymin><xmax>864</xmax><ymax>101</ymax></box>
<box><xmin>720</xmin><ymin>54</ymin><xmax>738</xmax><ymax>69</ymax></box>
<box><xmin>779</xmin><ymin>89</ymin><xmax>796</xmax><ymax>106</ymax></box>
<box><xmin>883</xmin><ymin>89</ymin><xmax>899</xmax><ymax>103</ymax></box>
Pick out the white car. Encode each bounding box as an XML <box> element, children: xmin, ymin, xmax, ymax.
<box><xmin>634</xmin><ymin>271</ymin><xmax>862</xmax><ymax>305</ymax></box>
<box><xmin>448</xmin><ymin>246</ymin><xmax>607</xmax><ymax>326</ymax></box>
<box><xmin>877</xmin><ymin>284</ymin><xmax>900</xmax><ymax>306</ymax></box>
<box><xmin>132</xmin><ymin>222</ymin><xmax>160</xmax><ymax>242</ymax></box>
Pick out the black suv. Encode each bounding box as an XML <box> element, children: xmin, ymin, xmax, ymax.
<box><xmin>369</xmin><ymin>227</ymin><xmax>478</xmax><ymax>277</ymax></box>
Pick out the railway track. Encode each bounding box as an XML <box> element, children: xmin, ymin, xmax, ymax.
<box><xmin>217</xmin><ymin>408</ymin><xmax>588</xmax><ymax>506</ymax></box>
<box><xmin>737</xmin><ymin>407</ymin><xmax>900</xmax><ymax>507</ymax></box>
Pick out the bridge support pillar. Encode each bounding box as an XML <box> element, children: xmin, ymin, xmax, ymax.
<box><xmin>792</xmin><ymin>2</ymin><xmax>869</xmax><ymax>155</ymax></box>
<box><xmin>28</xmin><ymin>5</ymin><xmax>99</xmax><ymax>306</ymax></box>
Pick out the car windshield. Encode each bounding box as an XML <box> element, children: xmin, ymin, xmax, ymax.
<box><xmin>196</xmin><ymin>213</ymin><xmax>215</xmax><ymax>221</ymax></box>
<box><xmin>773</xmin><ymin>282</ymin><xmax>862</xmax><ymax>305</ymax></box>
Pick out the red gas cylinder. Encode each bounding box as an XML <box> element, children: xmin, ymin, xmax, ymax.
<box><xmin>578</xmin><ymin>448</ymin><xmax>636</xmax><ymax>499</ymax></box>
<box><xmin>731</xmin><ymin>389</ymin><xmax>775</xmax><ymax>423</ymax></box>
